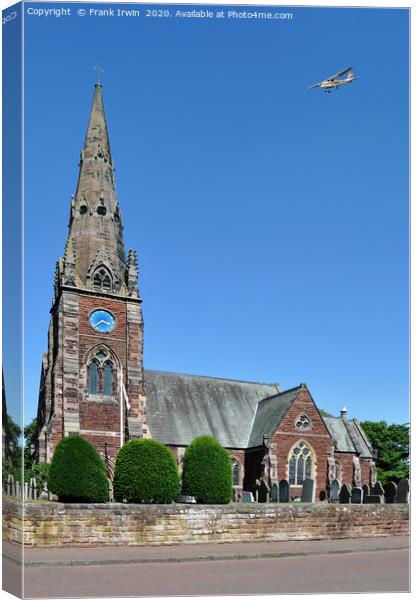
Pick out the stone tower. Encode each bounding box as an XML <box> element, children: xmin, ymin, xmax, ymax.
<box><xmin>36</xmin><ymin>84</ymin><xmax>146</xmax><ymax>464</ymax></box>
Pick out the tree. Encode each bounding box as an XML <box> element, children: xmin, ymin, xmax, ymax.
<box><xmin>48</xmin><ymin>436</ymin><xmax>109</xmax><ymax>502</ymax></box>
<box><xmin>360</xmin><ymin>420</ymin><xmax>409</xmax><ymax>485</ymax></box>
<box><xmin>113</xmin><ymin>439</ymin><xmax>180</xmax><ymax>503</ymax></box>
<box><xmin>182</xmin><ymin>436</ymin><xmax>232</xmax><ymax>504</ymax></box>
<box><xmin>319</xmin><ymin>408</ymin><xmax>334</xmax><ymax>417</ymax></box>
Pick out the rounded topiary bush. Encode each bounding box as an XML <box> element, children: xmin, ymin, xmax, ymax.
<box><xmin>48</xmin><ymin>436</ymin><xmax>109</xmax><ymax>503</ymax></box>
<box><xmin>181</xmin><ymin>436</ymin><xmax>232</xmax><ymax>504</ymax></box>
<box><xmin>113</xmin><ymin>439</ymin><xmax>180</xmax><ymax>503</ymax></box>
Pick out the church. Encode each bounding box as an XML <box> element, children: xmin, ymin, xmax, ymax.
<box><xmin>35</xmin><ymin>83</ymin><xmax>376</xmax><ymax>500</ymax></box>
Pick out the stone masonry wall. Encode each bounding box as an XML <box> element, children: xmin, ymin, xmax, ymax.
<box><xmin>3</xmin><ymin>499</ymin><xmax>408</xmax><ymax>548</ymax></box>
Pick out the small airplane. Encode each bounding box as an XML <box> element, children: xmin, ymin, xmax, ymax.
<box><xmin>308</xmin><ymin>67</ymin><xmax>357</xmax><ymax>93</ymax></box>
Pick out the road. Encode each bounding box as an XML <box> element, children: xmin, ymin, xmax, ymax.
<box><xmin>18</xmin><ymin>548</ymin><xmax>409</xmax><ymax>597</ymax></box>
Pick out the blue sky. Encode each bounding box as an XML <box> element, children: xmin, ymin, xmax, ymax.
<box><xmin>10</xmin><ymin>2</ymin><xmax>410</xmax><ymax>426</ymax></box>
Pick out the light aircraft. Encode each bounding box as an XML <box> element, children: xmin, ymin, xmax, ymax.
<box><xmin>308</xmin><ymin>67</ymin><xmax>357</xmax><ymax>93</ymax></box>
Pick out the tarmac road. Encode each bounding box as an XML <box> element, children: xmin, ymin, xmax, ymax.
<box><xmin>15</xmin><ymin>542</ymin><xmax>409</xmax><ymax>597</ymax></box>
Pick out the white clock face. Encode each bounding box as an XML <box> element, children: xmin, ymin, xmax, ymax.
<box><xmin>89</xmin><ymin>310</ymin><xmax>115</xmax><ymax>333</ymax></box>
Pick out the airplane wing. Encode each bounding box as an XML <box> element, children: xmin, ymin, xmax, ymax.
<box><xmin>327</xmin><ymin>66</ymin><xmax>352</xmax><ymax>81</ymax></box>
<box><xmin>308</xmin><ymin>82</ymin><xmax>322</xmax><ymax>90</ymax></box>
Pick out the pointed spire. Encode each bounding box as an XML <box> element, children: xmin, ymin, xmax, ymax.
<box><xmin>62</xmin><ymin>84</ymin><xmax>127</xmax><ymax>292</ymax></box>
<box><xmin>127</xmin><ymin>250</ymin><xmax>139</xmax><ymax>297</ymax></box>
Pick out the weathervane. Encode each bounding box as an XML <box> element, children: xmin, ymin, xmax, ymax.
<box><xmin>93</xmin><ymin>63</ymin><xmax>104</xmax><ymax>85</ymax></box>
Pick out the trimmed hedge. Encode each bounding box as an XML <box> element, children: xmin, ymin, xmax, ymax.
<box><xmin>113</xmin><ymin>439</ymin><xmax>180</xmax><ymax>503</ymax></box>
<box><xmin>48</xmin><ymin>436</ymin><xmax>109</xmax><ymax>503</ymax></box>
<box><xmin>181</xmin><ymin>436</ymin><xmax>232</xmax><ymax>504</ymax></box>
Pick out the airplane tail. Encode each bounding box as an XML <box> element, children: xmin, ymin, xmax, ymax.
<box><xmin>347</xmin><ymin>71</ymin><xmax>354</xmax><ymax>80</ymax></box>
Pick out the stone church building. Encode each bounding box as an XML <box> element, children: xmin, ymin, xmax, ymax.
<box><xmin>35</xmin><ymin>84</ymin><xmax>376</xmax><ymax>500</ymax></box>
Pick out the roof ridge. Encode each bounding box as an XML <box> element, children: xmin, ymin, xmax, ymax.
<box><xmin>144</xmin><ymin>369</ymin><xmax>278</xmax><ymax>387</ymax></box>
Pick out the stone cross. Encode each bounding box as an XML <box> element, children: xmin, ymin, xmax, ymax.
<box><xmin>93</xmin><ymin>63</ymin><xmax>104</xmax><ymax>85</ymax></box>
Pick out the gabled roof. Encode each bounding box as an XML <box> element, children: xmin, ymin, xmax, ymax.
<box><xmin>322</xmin><ymin>415</ymin><xmax>374</xmax><ymax>458</ymax></box>
<box><xmin>248</xmin><ymin>387</ymin><xmax>301</xmax><ymax>447</ymax></box>
<box><xmin>145</xmin><ymin>370</ymin><xmax>278</xmax><ymax>448</ymax></box>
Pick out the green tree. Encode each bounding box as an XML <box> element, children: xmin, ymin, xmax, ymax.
<box><xmin>48</xmin><ymin>436</ymin><xmax>109</xmax><ymax>502</ymax></box>
<box><xmin>360</xmin><ymin>420</ymin><xmax>409</xmax><ymax>485</ymax></box>
<box><xmin>113</xmin><ymin>439</ymin><xmax>179</xmax><ymax>503</ymax></box>
<box><xmin>182</xmin><ymin>436</ymin><xmax>232</xmax><ymax>504</ymax></box>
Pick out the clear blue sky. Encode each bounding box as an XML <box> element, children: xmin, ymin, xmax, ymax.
<box><xmin>14</xmin><ymin>2</ymin><xmax>410</xmax><ymax>426</ymax></box>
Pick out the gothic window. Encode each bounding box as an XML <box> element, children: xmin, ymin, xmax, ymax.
<box><xmin>92</xmin><ymin>266</ymin><xmax>113</xmax><ymax>292</ymax></box>
<box><xmin>232</xmin><ymin>458</ymin><xmax>241</xmax><ymax>486</ymax></box>
<box><xmin>295</xmin><ymin>413</ymin><xmax>311</xmax><ymax>430</ymax></box>
<box><xmin>103</xmin><ymin>362</ymin><xmax>113</xmax><ymax>395</ymax></box>
<box><xmin>97</xmin><ymin>206</ymin><xmax>107</xmax><ymax>216</ymax></box>
<box><xmin>87</xmin><ymin>350</ymin><xmax>116</xmax><ymax>397</ymax></box>
<box><xmin>79</xmin><ymin>205</ymin><xmax>88</xmax><ymax>215</ymax></box>
<box><xmin>88</xmin><ymin>361</ymin><xmax>99</xmax><ymax>394</ymax></box>
<box><xmin>288</xmin><ymin>441</ymin><xmax>314</xmax><ymax>485</ymax></box>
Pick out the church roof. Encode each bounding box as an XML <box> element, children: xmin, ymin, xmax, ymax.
<box><xmin>322</xmin><ymin>415</ymin><xmax>374</xmax><ymax>458</ymax></box>
<box><xmin>144</xmin><ymin>370</ymin><xmax>278</xmax><ymax>448</ymax></box>
<box><xmin>248</xmin><ymin>387</ymin><xmax>301</xmax><ymax>447</ymax></box>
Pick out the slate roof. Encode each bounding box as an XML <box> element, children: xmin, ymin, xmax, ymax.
<box><xmin>248</xmin><ymin>387</ymin><xmax>301</xmax><ymax>447</ymax></box>
<box><xmin>145</xmin><ymin>369</ymin><xmax>374</xmax><ymax>457</ymax></box>
<box><xmin>322</xmin><ymin>416</ymin><xmax>374</xmax><ymax>458</ymax></box>
<box><xmin>145</xmin><ymin>370</ymin><xmax>278</xmax><ymax>448</ymax></box>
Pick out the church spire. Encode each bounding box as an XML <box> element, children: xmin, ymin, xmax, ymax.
<box><xmin>62</xmin><ymin>83</ymin><xmax>129</xmax><ymax>296</ymax></box>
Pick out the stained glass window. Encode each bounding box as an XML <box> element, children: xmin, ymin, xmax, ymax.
<box><xmin>93</xmin><ymin>267</ymin><xmax>113</xmax><ymax>292</ymax></box>
<box><xmin>88</xmin><ymin>361</ymin><xmax>99</xmax><ymax>394</ymax></box>
<box><xmin>288</xmin><ymin>441</ymin><xmax>314</xmax><ymax>485</ymax></box>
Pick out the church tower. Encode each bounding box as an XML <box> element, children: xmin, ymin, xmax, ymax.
<box><xmin>36</xmin><ymin>83</ymin><xmax>146</xmax><ymax>464</ymax></box>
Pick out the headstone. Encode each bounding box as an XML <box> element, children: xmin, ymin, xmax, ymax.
<box><xmin>339</xmin><ymin>483</ymin><xmax>351</xmax><ymax>504</ymax></box>
<box><xmin>242</xmin><ymin>491</ymin><xmax>254</xmax><ymax>503</ymax></box>
<box><xmin>24</xmin><ymin>482</ymin><xmax>29</xmax><ymax>501</ymax></box>
<box><xmin>270</xmin><ymin>483</ymin><xmax>279</xmax><ymax>502</ymax></box>
<box><xmin>301</xmin><ymin>478</ymin><xmax>316</xmax><ymax>503</ymax></box>
<box><xmin>7</xmin><ymin>474</ymin><xmax>14</xmax><ymax>497</ymax></box>
<box><xmin>372</xmin><ymin>481</ymin><xmax>384</xmax><ymax>498</ymax></box>
<box><xmin>330</xmin><ymin>479</ymin><xmax>340</xmax><ymax>503</ymax></box>
<box><xmin>351</xmin><ymin>487</ymin><xmax>363</xmax><ymax>504</ymax></box>
<box><xmin>363</xmin><ymin>495</ymin><xmax>384</xmax><ymax>504</ymax></box>
<box><xmin>279</xmin><ymin>480</ymin><xmax>290</xmax><ymax>503</ymax></box>
<box><xmin>257</xmin><ymin>480</ymin><xmax>269</xmax><ymax>503</ymax></box>
<box><xmin>396</xmin><ymin>478</ymin><xmax>409</xmax><ymax>504</ymax></box>
<box><xmin>362</xmin><ymin>484</ymin><xmax>370</xmax><ymax>498</ymax></box>
<box><xmin>319</xmin><ymin>490</ymin><xmax>327</xmax><ymax>502</ymax></box>
<box><xmin>384</xmin><ymin>481</ymin><xmax>397</xmax><ymax>504</ymax></box>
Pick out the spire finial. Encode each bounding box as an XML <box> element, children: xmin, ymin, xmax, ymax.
<box><xmin>93</xmin><ymin>62</ymin><xmax>104</xmax><ymax>86</ymax></box>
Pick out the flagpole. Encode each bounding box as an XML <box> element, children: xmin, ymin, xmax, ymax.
<box><xmin>120</xmin><ymin>365</ymin><xmax>124</xmax><ymax>448</ymax></box>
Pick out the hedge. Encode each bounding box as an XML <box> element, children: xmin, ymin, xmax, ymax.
<box><xmin>113</xmin><ymin>439</ymin><xmax>180</xmax><ymax>503</ymax></box>
<box><xmin>181</xmin><ymin>435</ymin><xmax>232</xmax><ymax>503</ymax></box>
<box><xmin>48</xmin><ymin>436</ymin><xmax>109</xmax><ymax>502</ymax></box>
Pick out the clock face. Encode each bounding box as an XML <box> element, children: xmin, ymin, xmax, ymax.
<box><xmin>89</xmin><ymin>310</ymin><xmax>115</xmax><ymax>333</ymax></box>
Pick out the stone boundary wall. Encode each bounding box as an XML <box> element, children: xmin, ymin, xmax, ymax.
<box><xmin>3</xmin><ymin>499</ymin><xmax>409</xmax><ymax>547</ymax></box>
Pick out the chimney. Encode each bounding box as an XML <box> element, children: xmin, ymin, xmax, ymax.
<box><xmin>340</xmin><ymin>405</ymin><xmax>347</xmax><ymax>418</ymax></box>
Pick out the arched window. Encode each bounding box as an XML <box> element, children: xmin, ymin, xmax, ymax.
<box><xmin>232</xmin><ymin>458</ymin><xmax>240</xmax><ymax>486</ymax></box>
<box><xmin>87</xmin><ymin>350</ymin><xmax>116</xmax><ymax>397</ymax></box>
<box><xmin>103</xmin><ymin>362</ymin><xmax>113</xmax><ymax>395</ymax></box>
<box><xmin>92</xmin><ymin>266</ymin><xmax>112</xmax><ymax>292</ymax></box>
<box><xmin>88</xmin><ymin>361</ymin><xmax>99</xmax><ymax>394</ymax></box>
<box><xmin>288</xmin><ymin>441</ymin><xmax>314</xmax><ymax>485</ymax></box>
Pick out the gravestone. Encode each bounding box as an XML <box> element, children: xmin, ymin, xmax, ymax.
<box><xmin>351</xmin><ymin>487</ymin><xmax>363</xmax><ymax>504</ymax></box>
<box><xmin>257</xmin><ymin>480</ymin><xmax>269</xmax><ymax>503</ymax></box>
<box><xmin>279</xmin><ymin>480</ymin><xmax>290</xmax><ymax>503</ymax></box>
<box><xmin>384</xmin><ymin>481</ymin><xmax>397</xmax><ymax>504</ymax></box>
<box><xmin>362</xmin><ymin>484</ymin><xmax>370</xmax><ymax>498</ymax></box>
<box><xmin>396</xmin><ymin>478</ymin><xmax>409</xmax><ymax>503</ymax></box>
<box><xmin>363</xmin><ymin>495</ymin><xmax>384</xmax><ymax>504</ymax></box>
<box><xmin>372</xmin><ymin>481</ymin><xmax>384</xmax><ymax>498</ymax></box>
<box><xmin>271</xmin><ymin>483</ymin><xmax>279</xmax><ymax>502</ymax></box>
<box><xmin>330</xmin><ymin>479</ymin><xmax>340</xmax><ymax>503</ymax></box>
<box><xmin>242</xmin><ymin>491</ymin><xmax>254</xmax><ymax>503</ymax></box>
<box><xmin>7</xmin><ymin>474</ymin><xmax>13</xmax><ymax>497</ymax></box>
<box><xmin>319</xmin><ymin>490</ymin><xmax>327</xmax><ymax>502</ymax></box>
<box><xmin>339</xmin><ymin>483</ymin><xmax>351</xmax><ymax>504</ymax></box>
<box><xmin>301</xmin><ymin>478</ymin><xmax>316</xmax><ymax>503</ymax></box>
